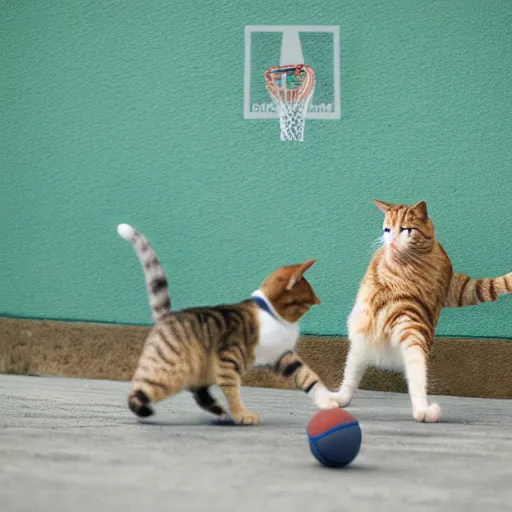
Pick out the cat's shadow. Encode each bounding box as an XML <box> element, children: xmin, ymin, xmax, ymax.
<box><xmin>134</xmin><ymin>417</ymin><xmax>305</xmax><ymax>428</ymax></box>
<box><xmin>132</xmin><ymin>417</ymin><xmax>217</xmax><ymax>427</ymax></box>
<box><xmin>432</xmin><ymin>418</ymin><xmax>472</xmax><ymax>425</ymax></box>
<box><xmin>127</xmin><ymin>414</ymin><xmax>472</xmax><ymax>428</ymax></box>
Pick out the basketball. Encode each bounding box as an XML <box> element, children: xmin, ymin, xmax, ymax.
<box><xmin>307</xmin><ymin>409</ymin><xmax>362</xmax><ymax>468</ymax></box>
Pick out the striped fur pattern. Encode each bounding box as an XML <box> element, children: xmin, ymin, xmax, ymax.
<box><xmin>117</xmin><ymin>223</ymin><xmax>337</xmax><ymax>425</ymax></box>
<box><xmin>330</xmin><ymin>200</ymin><xmax>512</xmax><ymax>423</ymax></box>
<box><xmin>444</xmin><ymin>271</ymin><xmax>512</xmax><ymax>308</ymax></box>
<box><xmin>117</xmin><ymin>224</ymin><xmax>170</xmax><ymax>322</ymax></box>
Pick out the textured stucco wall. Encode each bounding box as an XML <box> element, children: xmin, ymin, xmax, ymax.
<box><xmin>1</xmin><ymin>1</ymin><xmax>512</xmax><ymax>337</ymax></box>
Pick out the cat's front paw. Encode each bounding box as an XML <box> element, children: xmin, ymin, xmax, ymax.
<box><xmin>330</xmin><ymin>388</ymin><xmax>354</xmax><ymax>408</ymax></box>
<box><xmin>232</xmin><ymin>411</ymin><xmax>260</xmax><ymax>425</ymax></box>
<box><xmin>311</xmin><ymin>384</ymin><xmax>340</xmax><ymax>410</ymax></box>
<box><xmin>413</xmin><ymin>403</ymin><xmax>441</xmax><ymax>423</ymax></box>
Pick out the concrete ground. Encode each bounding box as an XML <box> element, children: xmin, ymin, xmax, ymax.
<box><xmin>0</xmin><ymin>375</ymin><xmax>511</xmax><ymax>512</ymax></box>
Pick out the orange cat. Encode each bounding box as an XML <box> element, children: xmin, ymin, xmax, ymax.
<box><xmin>331</xmin><ymin>200</ymin><xmax>512</xmax><ymax>422</ymax></box>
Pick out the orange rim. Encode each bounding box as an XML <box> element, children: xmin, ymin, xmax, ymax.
<box><xmin>264</xmin><ymin>64</ymin><xmax>315</xmax><ymax>103</ymax></box>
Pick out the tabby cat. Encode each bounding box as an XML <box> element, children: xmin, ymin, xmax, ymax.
<box><xmin>117</xmin><ymin>223</ymin><xmax>337</xmax><ymax>425</ymax></box>
<box><xmin>330</xmin><ymin>200</ymin><xmax>512</xmax><ymax>423</ymax></box>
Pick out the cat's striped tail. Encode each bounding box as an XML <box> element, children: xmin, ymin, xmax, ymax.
<box><xmin>117</xmin><ymin>223</ymin><xmax>171</xmax><ymax>322</ymax></box>
<box><xmin>444</xmin><ymin>271</ymin><xmax>512</xmax><ymax>308</ymax></box>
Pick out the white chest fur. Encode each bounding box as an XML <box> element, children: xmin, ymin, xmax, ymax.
<box><xmin>348</xmin><ymin>300</ymin><xmax>405</xmax><ymax>372</ymax></box>
<box><xmin>251</xmin><ymin>291</ymin><xmax>300</xmax><ymax>366</ymax></box>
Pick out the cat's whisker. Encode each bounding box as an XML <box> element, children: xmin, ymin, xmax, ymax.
<box><xmin>367</xmin><ymin>236</ymin><xmax>384</xmax><ymax>257</ymax></box>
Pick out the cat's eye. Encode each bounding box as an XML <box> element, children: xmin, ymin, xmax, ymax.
<box><xmin>383</xmin><ymin>228</ymin><xmax>391</xmax><ymax>233</ymax></box>
<box><xmin>400</xmin><ymin>227</ymin><xmax>413</xmax><ymax>233</ymax></box>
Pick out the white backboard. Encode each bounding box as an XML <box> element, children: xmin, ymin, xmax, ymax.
<box><xmin>244</xmin><ymin>25</ymin><xmax>341</xmax><ymax>120</ymax></box>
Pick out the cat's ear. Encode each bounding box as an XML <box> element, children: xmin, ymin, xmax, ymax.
<box><xmin>312</xmin><ymin>293</ymin><xmax>321</xmax><ymax>305</ymax></box>
<box><xmin>373</xmin><ymin>199</ymin><xmax>393</xmax><ymax>213</ymax></box>
<box><xmin>286</xmin><ymin>259</ymin><xmax>316</xmax><ymax>291</ymax></box>
<box><xmin>412</xmin><ymin>200</ymin><xmax>428</xmax><ymax>219</ymax></box>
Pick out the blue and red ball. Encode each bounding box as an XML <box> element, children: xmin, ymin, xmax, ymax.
<box><xmin>307</xmin><ymin>409</ymin><xmax>362</xmax><ymax>468</ymax></box>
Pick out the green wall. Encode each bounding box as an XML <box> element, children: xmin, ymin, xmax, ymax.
<box><xmin>2</xmin><ymin>0</ymin><xmax>512</xmax><ymax>338</ymax></box>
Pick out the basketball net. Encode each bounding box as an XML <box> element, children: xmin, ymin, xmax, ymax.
<box><xmin>264</xmin><ymin>64</ymin><xmax>316</xmax><ymax>142</ymax></box>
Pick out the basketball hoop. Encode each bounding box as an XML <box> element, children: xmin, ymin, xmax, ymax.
<box><xmin>264</xmin><ymin>64</ymin><xmax>315</xmax><ymax>141</ymax></box>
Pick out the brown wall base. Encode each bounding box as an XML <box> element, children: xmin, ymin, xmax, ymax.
<box><xmin>1</xmin><ymin>317</ymin><xmax>510</xmax><ymax>398</ymax></box>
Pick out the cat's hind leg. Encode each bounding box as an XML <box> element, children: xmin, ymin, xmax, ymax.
<box><xmin>127</xmin><ymin>334</ymin><xmax>189</xmax><ymax>418</ymax></box>
<box><xmin>191</xmin><ymin>386</ymin><xmax>228</xmax><ymax>418</ymax></box>
<box><xmin>128</xmin><ymin>388</ymin><xmax>155</xmax><ymax>417</ymax></box>
<box><xmin>128</xmin><ymin>368</ymin><xmax>188</xmax><ymax>418</ymax></box>
<box><xmin>331</xmin><ymin>333</ymin><xmax>369</xmax><ymax>407</ymax></box>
